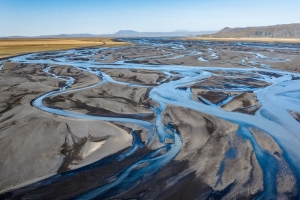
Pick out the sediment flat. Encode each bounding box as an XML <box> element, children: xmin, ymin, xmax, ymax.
<box><xmin>1</xmin><ymin>38</ymin><xmax>300</xmax><ymax>199</ymax></box>
<box><xmin>0</xmin><ymin>38</ymin><xmax>130</xmax><ymax>59</ymax></box>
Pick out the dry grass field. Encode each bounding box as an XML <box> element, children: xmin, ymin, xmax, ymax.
<box><xmin>183</xmin><ymin>37</ymin><xmax>300</xmax><ymax>43</ymax></box>
<box><xmin>0</xmin><ymin>38</ymin><xmax>130</xmax><ymax>59</ymax></box>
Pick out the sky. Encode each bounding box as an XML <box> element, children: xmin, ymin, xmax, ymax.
<box><xmin>1</xmin><ymin>0</ymin><xmax>300</xmax><ymax>36</ymax></box>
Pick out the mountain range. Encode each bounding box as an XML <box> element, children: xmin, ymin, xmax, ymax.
<box><xmin>4</xmin><ymin>23</ymin><xmax>300</xmax><ymax>39</ymax></box>
<box><xmin>2</xmin><ymin>30</ymin><xmax>216</xmax><ymax>39</ymax></box>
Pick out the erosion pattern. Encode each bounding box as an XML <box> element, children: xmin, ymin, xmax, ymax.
<box><xmin>0</xmin><ymin>39</ymin><xmax>300</xmax><ymax>199</ymax></box>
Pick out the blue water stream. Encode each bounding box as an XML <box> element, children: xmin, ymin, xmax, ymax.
<box><xmin>5</xmin><ymin>39</ymin><xmax>300</xmax><ymax>198</ymax></box>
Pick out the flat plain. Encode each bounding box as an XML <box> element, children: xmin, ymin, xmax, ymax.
<box><xmin>0</xmin><ymin>38</ymin><xmax>129</xmax><ymax>59</ymax></box>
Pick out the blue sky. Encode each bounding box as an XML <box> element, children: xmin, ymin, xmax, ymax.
<box><xmin>1</xmin><ymin>0</ymin><xmax>299</xmax><ymax>36</ymax></box>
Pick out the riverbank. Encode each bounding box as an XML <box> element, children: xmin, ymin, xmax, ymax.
<box><xmin>0</xmin><ymin>38</ymin><xmax>130</xmax><ymax>59</ymax></box>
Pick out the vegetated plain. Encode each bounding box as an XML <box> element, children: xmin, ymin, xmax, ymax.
<box><xmin>0</xmin><ymin>38</ymin><xmax>129</xmax><ymax>59</ymax></box>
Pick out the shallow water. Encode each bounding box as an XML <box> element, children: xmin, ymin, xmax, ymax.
<box><xmin>3</xmin><ymin>38</ymin><xmax>300</xmax><ymax>199</ymax></box>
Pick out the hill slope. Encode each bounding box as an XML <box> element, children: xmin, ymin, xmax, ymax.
<box><xmin>200</xmin><ymin>23</ymin><xmax>300</xmax><ymax>38</ymax></box>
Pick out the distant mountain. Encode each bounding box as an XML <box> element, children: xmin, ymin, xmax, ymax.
<box><xmin>1</xmin><ymin>36</ymin><xmax>28</xmax><ymax>39</ymax></box>
<box><xmin>200</xmin><ymin>23</ymin><xmax>300</xmax><ymax>38</ymax></box>
<box><xmin>113</xmin><ymin>30</ymin><xmax>139</xmax><ymax>36</ymax></box>
<box><xmin>0</xmin><ymin>34</ymin><xmax>99</xmax><ymax>39</ymax></box>
<box><xmin>39</xmin><ymin>34</ymin><xmax>96</xmax><ymax>38</ymax></box>
<box><xmin>110</xmin><ymin>30</ymin><xmax>216</xmax><ymax>37</ymax></box>
<box><xmin>1</xmin><ymin>30</ymin><xmax>217</xmax><ymax>39</ymax></box>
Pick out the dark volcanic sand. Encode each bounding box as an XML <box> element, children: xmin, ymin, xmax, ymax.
<box><xmin>0</xmin><ymin>38</ymin><xmax>300</xmax><ymax>199</ymax></box>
